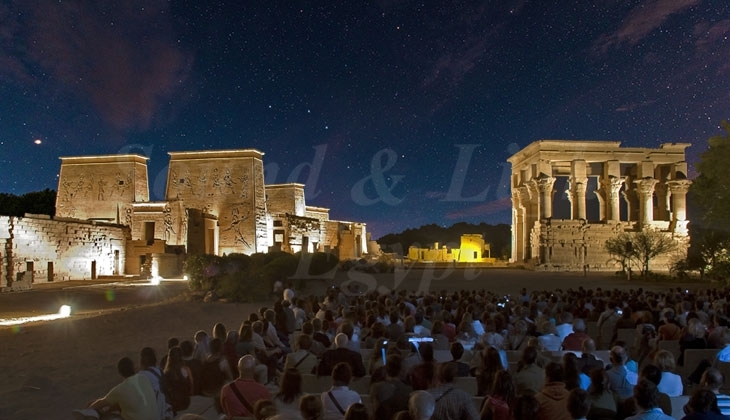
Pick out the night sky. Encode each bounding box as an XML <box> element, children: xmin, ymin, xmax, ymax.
<box><xmin>1</xmin><ymin>1</ymin><xmax>728</xmax><ymax>238</ymax></box>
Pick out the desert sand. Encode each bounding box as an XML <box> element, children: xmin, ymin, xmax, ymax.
<box><xmin>0</xmin><ymin>268</ymin><xmax>695</xmax><ymax>420</ymax></box>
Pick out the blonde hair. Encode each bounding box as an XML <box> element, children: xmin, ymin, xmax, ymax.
<box><xmin>653</xmin><ymin>350</ymin><xmax>676</xmax><ymax>372</ymax></box>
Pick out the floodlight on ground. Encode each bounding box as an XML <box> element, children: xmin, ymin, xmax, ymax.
<box><xmin>0</xmin><ymin>305</ymin><xmax>73</xmax><ymax>326</ymax></box>
<box><xmin>59</xmin><ymin>305</ymin><xmax>71</xmax><ymax>317</ymax></box>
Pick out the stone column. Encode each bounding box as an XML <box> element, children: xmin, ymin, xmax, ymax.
<box><xmin>601</xmin><ymin>176</ymin><xmax>624</xmax><ymax>222</ymax></box>
<box><xmin>667</xmin><ymin>179</ymin><xmax>692</xmax><ymax>233</ymax></box>
<box><xmin>536</xmin><ymin>176</ymin><xmax>555</xmax><ymax>219</ymax></box>
<box><xmin>635</xmin><ymin>177</ymin><xmax>657</xmax><ymax>227</ymax></box>
<box><xmin>570</xmin><ymin>177</ymin><xmax>588</xmax><ymax>220</ymax></box>
<box><xmin>654</xmin><ymin>182</ymin><xmax>670</xmax><ymax>221</ymax></box>
<box><xmin>511</xmin><ymin>190</ymin><xmax>524</xmax><ymax>262</ymax></box>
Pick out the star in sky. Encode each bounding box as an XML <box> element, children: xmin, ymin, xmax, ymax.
<box><xmin>0</xmin><ymin>0</ymin><xmax>728</xmax><ymax>238</ymax></box>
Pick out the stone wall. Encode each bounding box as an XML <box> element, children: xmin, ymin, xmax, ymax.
<box><xmin>166</xmin><ymin>150</ymin><xmax>267</xmax><ymax>255</ymax></box>
<box><xmin>56</xmin><ymin>155</ymin><xmax>148</xmax><ymax>221</ymax></box>
<box><xmin>0</xmin><ymin>215</ymin><xmax>130</xmax><ymax>288</ymax></box>
<box><xmin>535</xmin><ymin>219</ymin><xmax>685</xmax><ymax>271</ymax></box>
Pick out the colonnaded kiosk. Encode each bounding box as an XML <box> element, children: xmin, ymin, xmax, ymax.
<box><xmin>508</xmin><ymin>140</ymin><xmax>691</xmax><ymax>270</ymax></box>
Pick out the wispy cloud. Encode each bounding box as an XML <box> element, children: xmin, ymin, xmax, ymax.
<box><xmin>0</xmin><ymin>1</ymin><xmax>193</xmax><ymax>132</ymax></box>
<box><xmin>615</xmin><ymin>99</ymin><xmax>657</xmax><ymax>112</ymax></box>
<box><xmin>594</xmin><ymin>0</ymin><xmax>699</xmax><ymax>52</ymax></box>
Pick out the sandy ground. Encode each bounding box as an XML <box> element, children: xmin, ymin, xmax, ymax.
<box><xmin>0</xmin><ymin>268</ymin><xmax>699</xmax><ymax>420</ymax></box>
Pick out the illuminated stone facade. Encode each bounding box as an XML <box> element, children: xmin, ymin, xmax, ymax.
<box><xmin>52</xmin><ymin>149</ymin><xmax>367</xmax><ymax>278</ymax></box>
<box><xmin>0</xmin><ymin>214</ymin><xmax>129</xmax><ymax>290</ymax></box>
<box><xmin>407</xmin><ymin>234</ymin><xmax>495</xmax><ymax>263</ymax></box>
<box><xmin>508</xmin><ymin>140</ymin><xmax>691</xmax><ymax>270</ymax></box>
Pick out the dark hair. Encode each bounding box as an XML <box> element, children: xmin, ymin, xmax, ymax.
<box><xmin>140</xmin><ymin>347</ymin><xmax>157</xmax><ymax>368</ymax></box>
<box><xmin>545</xmin><ymin>362</ymin><xmax>564</xmax><ymax>383</ymax></box>
<box><xmin>299</xmin><ymin>394</ymin><xmax>323</xmax><ymax>420</ymax></box>
<box><xmin>568</xmin><ymin>388</ymin><xmax>591</xmax><ymax>419</ymax></box>
<box><xmin>633</xmin><ymin>379</ymin><xmax>659</xmax><ymax>410</ymax></box>
<box><xmin>688</xmin><ymin>388</ymin><xmax>720</xmax><ymax>414</ymax></box>
<box><xmin>385</xmin><ymin>354</ymin><xmax>403</xmax><ymax>378</ymax></box>
<box><xmin>513</xmin><ymin>394</ymin><xmax>540</xmax><ymax>420</ymax></box>
<box><xmin>180</xmin><ymin>340</ymin><xmax>194</xmax><ymax>358</ymax></box>
<box><xmin>276</xmin><ymin>368</ymin><xmax>302</xmax><ymax>404</ymax></box>
<box><xmin>588</xmin><ymin>368</ymin><xmax>608</xmax><ymax>396</ymax></box>
<box><xmin>491</xmin><ymin>370</ymin><xmax>516</xmax><ymax>406</ymax></box>
<box><xmin>439</xmin><ymin>362</ymin><xmax>458</xmax><ymax>384</ymax></box>
<box><xmin>640</xmin><ymin>363</ymin><xmax>662</xmax><ymax>386</ymax></box>
<box><xmin>209</xmin><ymin>338</ymin><xmax>222</xmax><ymax>355</ymax></box>
<box><xmin>253</xmin><ymin>399</ymin><xmax>277</xmax><ymax>420</ymax></box>
<box><xmin>212</xmin><ymin>322</ymin><xmax>227</xmax><ymax>341</ymax></box>
<box><xmin>239</xmin><ymin>324</ymin><xmax>253</xmax><ymax>341</ymax></box>
<box><xmin>562</xmin><ymin>352</ymin><xmax>580</xmax><ymax>390</ymax></box>
<box><xmin>297</xmin><ymin>333</ymin><xmax>313</xmax><ymax>350</ymax></box>
<box><xmin>344</xmin><ymin>403</ymin><xmax>369</xmax><ymax>420</ymax></box>
<box><xmin>164</xmin><ymin>346</ymin><xmax>184</xmax><ymax>375</ymax></box>
<box><xmin>332</xmin><ymin>362</ymin><xmax>353</xmax><ymax>385</ymax></box>
<box><xmin>450</xmin><ymin>342</ymin><xmax>464</xmax><ymax>360</ymax></box>
<box><xmin>118</xmin><ymin>357</ymin><xmax>135</xmax><ymax>378</ymax></box>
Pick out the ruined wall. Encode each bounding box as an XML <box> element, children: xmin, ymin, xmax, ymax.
<box><xmin>0</xmin><ymin>215</ymin><xmax>130</xmax><ymax>288</ymax></box>
<box><xmin>536</xmin><ymin>219</ymin><xmax>685</xmax><ymax>271</ymax></box>
<box><xmin>56</xmin><ymin>155</ymin><xmax>149</xmax><ymax>221</ymax></box>
<box><xmin>166</xmin><ymin>150</ymin><xmax>267</xmax><ymax>255</ymax></box>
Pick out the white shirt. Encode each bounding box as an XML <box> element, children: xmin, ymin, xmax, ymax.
<box><xmin>321</xmin><ymin>386</ymin><xmax>361</xmax><ymax>420</ymax></box>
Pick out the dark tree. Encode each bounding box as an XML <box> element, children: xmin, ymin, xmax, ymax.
<box><xmin>0</xmin><ymin>189</ymin><xmax>56</xmax><ymax>217</ymax></box>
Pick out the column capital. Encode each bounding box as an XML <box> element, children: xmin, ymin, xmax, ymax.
<box><xmin>667</xmin><ymin>179</ymin><xmax>692</xmax><ymax>194</ymax></box>
<box><xmin>601</xmin><ymin>176</ymin><xmax>624</xmax><ymax>194</ymax></box>
<box><xmin>634</xmin><ymin>177</ymin><xmax>658</xmax><ymax>195</ymax></box>
<box><xmin>570</xmin><ymin>177</ymin><xmax>588</xmax><ymax>193</ymax></box>
<box><xmin>536</xmin><ymin>176</ymin><xmax>555</xmax><ymax>193</ymax></box>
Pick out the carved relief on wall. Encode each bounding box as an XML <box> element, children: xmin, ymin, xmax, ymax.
<box><xmin>223</xmin><ymin>206</ymin><xmax>250</xmax><ymax>247</ymax></box>
<box><xmin>163</xmin><ymin>206</ymin><xmax>177</xmax><ymax>241</ymax></box>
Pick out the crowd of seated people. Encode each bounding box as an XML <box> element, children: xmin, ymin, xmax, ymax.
<box><xmin>74</xmin><ymin>284</ymin><xmax>730</xmax><ymax>420</ymax></box>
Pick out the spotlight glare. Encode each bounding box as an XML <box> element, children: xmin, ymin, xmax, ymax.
<box><xmin>59</xmin><ymin>305</ymin><xmax>72</xmax><ymax>317</ymax></box>
<box><xmin>150</xmin><ymin>276</ymin><xmax>161</xmax><ymax>286</ymax></box>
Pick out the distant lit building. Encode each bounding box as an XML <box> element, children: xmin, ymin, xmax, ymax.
<box><xmin>407</xmin><ymin>234</ymin><xmax>493</xmax><ymax>263</ymax></box>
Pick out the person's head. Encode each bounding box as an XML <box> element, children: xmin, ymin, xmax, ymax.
<box><xmin>265</xmin><ymin>309</ymin><xmax>276</xmax><ymax>323</ymax></box>
<box><xmin>212</xmin><ymin>322</ymin><xmax>226</xmax><ymax>341</ymax></box>
<box><xmin>238</xmin><ymin>355</ymin><xmax>257</xmax><ymax>379</ymax></box>
<box><xmin>343</xmin><ymin>403</ymin><xmax>369</xmax><ymax>420</ymax></box>
<box><xmin>581</xmin><ymin>338</ymin><xmax>596</xmax><ymax>353</ymax></box>
<box><xmin>700</xmin><ymin>367</ymin><xmax>725</xmax><ymax>391</ymax></box>
<box><xmin>299</xmin><ymin>394</ymin><xmax>324</xmax><ymax>420</ymax></box>
<box><xmin>653</xmin><ymin>350</ymin><xmax>676</xmax><ymax>373</ymax></box>
<box><xmin>513</xmin><ymin>394</ymin><xmax>540</xmax><ymax>420</ymax></box>
<box><xmin>521</xmin><ymin>346</ymin><xmax>538</xmax><ymax>365</ymax></box>
<box><xmin>439</xmin><ymin>362</ymin><xmax>458</xmax><ymax>384</ymax></box>
<box><xmin>194</xmin><ymin>330</ymin><xmax>208</xmax><ymax>343</ymax></box>
<box><xmin>180</xmin><ymin>340</ymin><xmax>194</xmax><ymax>358</ymax></box>
<box><xmin>639</xmin><ymin>363</ymin><xmax>662</xmax><ymax>386</ymax></box>
<box><xmin>277</xmin><ymin>368</ymin><xmax>302</xmax><ymax>403</ymax></box>
<box><xmin>253</xmin><ymin>399</ymin><xmax>277</xmax><ymax>420</ymax></box>
<box><xmin>302</xmin><ymin>321</ymin><xmax>314</xmax><ymax>335</ymax></box>
<box><xmin>140</xmin><ymin>346</ymin><xmax>157</xmax><ymax>369</ymax></box>
<box><xmin>492</xmin><ymin>370</ymin><xmax>515</xmax><ymax>400</ymax></box>
<box><xmin>588</xmin><ymin>367</ymin><xmax>609</xmax><ymax>395</ymax></box>
<box><xmin>609</xmin><ymin>345</ymin><xmax>627</xmax><ymax>366</ymax></box>
<box><xmin>117</xmin><ymin>357</ymin><xmax>135</xmax><ymax>378</ymax></box>
<box><xmin>385</xmin><ymin>353</ymin><xmax>403</xmax><ymax>378</ymax></box>
<box><xmin>252</xmin><ymin>320</ymin><xmax>264</xmax><ymax>334</ymax></box>
<box><xmin>450</xmin><ymin>342</ymin><xmax>465</xmax><ymax>361</ymax></box>
<box><xmin>484</xmin><ymin>346</ymin><xmax>503</xmax><ymax>371</ymax></box>
<box><xmin>409</xmin><ymin>390</ymin><xmax>436</xmax><ymax>420</ymax></box>
<box><xmin>687</xmin><ymin>388</ymin><xmax>720</xmax><ymax>414</ymax></box>
<box><xmin>332</xmin><ymin>362</ymin><xmax>353</xmax><ymax>386</ymax></box>
<box><xmin>297</xmin><ymin>333</ymin><xmax>313</xmax><ymax>351</ymax></box>
<box><xmin>239</xmin><ymin>324</ymin><xmax>253</xmax><ymax>341</ymax></box>
<box><xmin>419</xmin><ymin>342</ymin><xmax>434</xmax><ymax>362</ymax></box>
<box><xmin>164</xmin><ymin>346</ymin><xmax>184</xmax><ymax>372</ymax></box>
<box><xmin>334</xmin><ymin>333</ymin><xmax>349</xmax><ymax>349</ymax></box>
<box><xmin>568</xmin><ymin>388</ymin><xmax>590</xmax><ymax>419</ymax></box>
<box><xmin>209</xmin><ymin>338</ymin><xmax>222</xmax><ymax>355</ymax></box>
<box><xmin>633</xmin><ymin>379</ymin><xmax>659</xmax><ymax>410</ymax></box>
<box><xmin>545</xmin><ymin>362</ymin><xmax>564</xmax><ymax>383</ymax></box>
<box><xmin>688</xmin><ymin>318</ymin><xmax>707</xmax><ymax>338</ymax></box>
<box><xmin>167</xmin><ymin>337</ymin><xmax>179</xmax><ymax>349</ymax></box>
<box><xmin>572</xmin><ymin>318</ymin><xmax>586</xmax><ymax>333</ymax></box>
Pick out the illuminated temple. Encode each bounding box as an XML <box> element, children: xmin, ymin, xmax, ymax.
<box><xmin>0</xmin><ymin>149</ymin><xmax>369</xmax><ymax>289</ymax></box>
<box><xmin>508</xmin><ymin>140</ymin><xmax>692</xmax><ymax>270</ymax></box>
